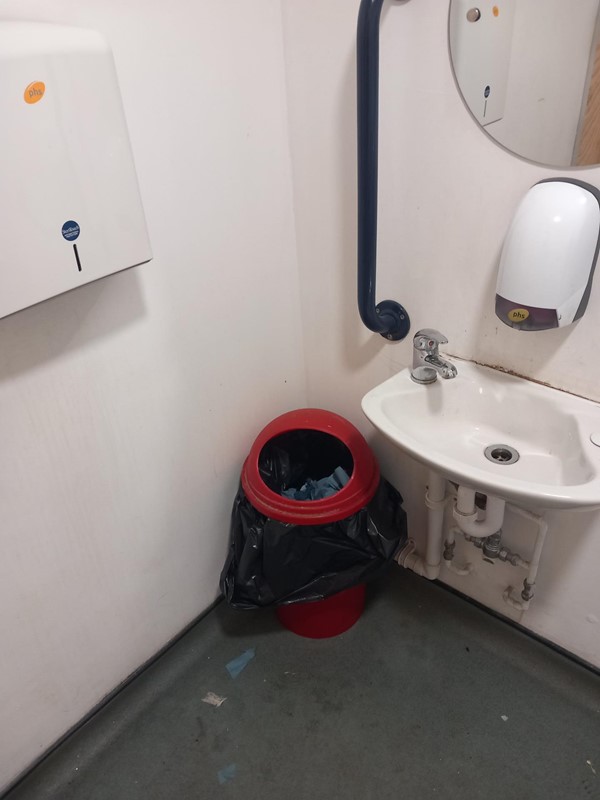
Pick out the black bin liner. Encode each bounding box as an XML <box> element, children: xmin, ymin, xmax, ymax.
<box><xmin>220</xmin><ymin>431</ymin><xmax>408</xmax><ymax>609</ymax></box>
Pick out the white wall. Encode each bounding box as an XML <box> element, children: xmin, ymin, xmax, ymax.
<box><xmin>281</xmin><ymin>0</ymin><xmax>600</xmax><ymax>667</ymax></box>
<box><xmin>0</xmin><ymin>0</ymin><xmax>305</xmax><ymax>791</ymax></box>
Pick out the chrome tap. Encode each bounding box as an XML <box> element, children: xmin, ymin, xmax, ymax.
<box><xmin>411</xmin><ymin>329</ymin><xmax>458</xmax><ymax>384</ymax></box>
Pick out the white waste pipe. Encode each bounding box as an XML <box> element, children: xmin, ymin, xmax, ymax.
<box><xmin>453</xmin><ymin>486</ymin><xmax>506</xmax><ymax>538</ymax></box>
<box><xmin>503</xmin><ymin>505</ymin><xmax>548</xmax><ymax>611</ymax></box>
<box><xmin>507</xmin><ymin>504</ymin><xmax>548</xmax><ymax>588</ymax></box>
<box><xmin>456</xmin><ymin>486</ymin><xmax>476</xmax><ymax>516</ymax></box>
<box><xmin>399</xmin><ymin>472</ymin><xmax>548</xmax><ymax>612</ymax></box>
<box><xmin>398</xmin><ymin>469</ymin><xmax>446</xmax><ymax>580</ymax></box>
<box><xmin>425</xmin><ymin>470</ymin><xmax>446</xmax><ymax>573</ymax></box>
<box><xmin>526</xmin><ymin>517</ymin><xmax>548</xmax><ymax>588</ymax></box>
<box><xmin>444</xmin><ymin>526</ymin><xmax>473</xmax><ymax>575</ymax></box>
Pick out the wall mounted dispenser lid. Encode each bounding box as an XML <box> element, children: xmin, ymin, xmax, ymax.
<box><xmin>495</xmin><ymin>178</ymin><xmax>600</xmax><ymax>331</ymax></box>
<box><xmin>0</xmin><ymin>22</ymin><xmax>151</xmax><ymax>320</ymax></box>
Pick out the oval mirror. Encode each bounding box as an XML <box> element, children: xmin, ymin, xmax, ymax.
<box><xmin>449</xmin><ymin>0</ymin><xmax>600</xmax><ymax>167</ymax></box>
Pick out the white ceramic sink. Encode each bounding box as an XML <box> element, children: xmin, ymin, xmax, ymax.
<box><xmin>362</xmin><ymin>358</ymin><xmax>600</xmax><ymax>509</ymax></box>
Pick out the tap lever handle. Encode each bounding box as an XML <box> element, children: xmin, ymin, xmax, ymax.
<box><xmin>413</xmin><ymin>329</ymin><xmax>448</xmax><ymax>352</ymax></box>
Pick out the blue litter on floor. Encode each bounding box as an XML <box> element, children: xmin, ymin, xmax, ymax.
<box><xmin>226</xmin><ymin>648</ymin><xmax>256</xmax><ymax>679</ymax></box>
<box><xmin>217</xmin><ymin>763</ymin><xmax>237</xmax><ymax>784</ymax></box>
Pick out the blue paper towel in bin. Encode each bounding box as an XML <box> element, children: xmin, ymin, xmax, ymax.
<box><xmin>282</xmin><ymin>467</ymin><xmax>349</xmax><ymax>501</ymax></box>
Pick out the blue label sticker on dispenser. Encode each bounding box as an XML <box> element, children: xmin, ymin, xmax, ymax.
<box><xmin>61</xmin><ymin>221</ymin><xmax>80</xmax><ymax>241</ymax></box>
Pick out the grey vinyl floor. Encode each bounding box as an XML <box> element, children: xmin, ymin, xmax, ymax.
<box><xmin>5</xmin><ymin>570</ymin><xmax>600</xmax><ymax>800</ymax></box>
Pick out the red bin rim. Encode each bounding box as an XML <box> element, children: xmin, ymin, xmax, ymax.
<box><xmin>241</xmin><ymin>408</ymin><xmax>380</xmax><ymax>524</ymax></box>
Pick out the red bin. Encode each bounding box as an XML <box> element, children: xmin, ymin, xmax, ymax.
<box><xmin>275</xmin><ymin>584</ymin><xmax>367</xmax><ymax>639</ymax></box>
<box><xmin>241</xmin><ymin>409</ymin><xmax>379</xmax><ymax>638</ymax></box>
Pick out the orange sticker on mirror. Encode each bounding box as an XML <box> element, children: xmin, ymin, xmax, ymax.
<box><xmin>492</xmin><ymin>5</ymin><xmax>499</xmax><ymax>16</ymax></box>
<box><xmin>24</xmin><ymin>81</ymin><xmax>45</xmax><ymax>104</ymax></box>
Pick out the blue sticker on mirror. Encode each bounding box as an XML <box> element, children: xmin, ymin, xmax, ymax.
<box><xmin>61</xmin><ymin>221</ymin><xmax>80</xmax><ymax>241</ymax></box>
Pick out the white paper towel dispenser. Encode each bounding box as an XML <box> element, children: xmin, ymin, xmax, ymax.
<box><xmin>0</xmin><ymin>22</ymin><xmax>152</xmax><ymax>319</ymax></box>
<box><xmin>495</xmin><ymin>179</ymin><xmax>600</xmax><ymax>331</ymax></box>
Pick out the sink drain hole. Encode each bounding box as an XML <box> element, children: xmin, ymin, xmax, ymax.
<box><xmin>484</xmin><ymin>444</ymin><xmax>519</xmax><ymax>465</ymax></box>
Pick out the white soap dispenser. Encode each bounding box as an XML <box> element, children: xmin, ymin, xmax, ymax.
<box><xmin>495</xmin><ymin>179</ymin><xmax>600</xmax><ymax>331</ymax></box>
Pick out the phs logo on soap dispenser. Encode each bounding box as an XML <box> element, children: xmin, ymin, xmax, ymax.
<box><xmin>508</xmin><ymin>308</ymin><xmax>529</xmax><ymax>323</ymax></box>
<box><xmin>24</xmin><ymin>81</ymin><xmax>45</xmax><ymax>104</ymax></box>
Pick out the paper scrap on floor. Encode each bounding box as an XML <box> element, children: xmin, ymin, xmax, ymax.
<box><xmin>202</xmin><ymin>692</ymin><xmax>226</xmax><ymax>707</ymax></box>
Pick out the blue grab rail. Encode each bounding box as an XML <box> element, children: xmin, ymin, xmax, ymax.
<box><xmin>357</xmin><ymin>0</ymin><xmax>410</xmax><ymax>341</ymax></box>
